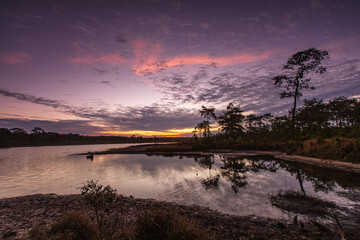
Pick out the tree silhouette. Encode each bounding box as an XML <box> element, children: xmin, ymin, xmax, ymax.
<box><xmin>296</xmin><ymin>98</ymin><xmax>329</xmax><ymax>131</ymax></box>
<box><xmin>195</xmin><ymin>121</ymin><xmax>210</xmax><ymax>138</ymax></box>
<box><xmin>0</xmin><ymin>128</ymin><xmax>11</xmax><ymax>135</ymax></box>
<box><xmin>199</xmin><ymin>106</ymin><xmax>217</xmax><ymax>137</ymax></box>
<box><xmin>217</xmin><ymin>102</ymin><xmax>245</xmax><ymax>137</ymax></box>
<box><xmin>245</xmin><ymin>114</ymin><xmax>257</xmax><ymax>131</ymax></box>
<box><xmin>10</xmin><ymin>128</ymin><xmax>27</xmax><ymax>135</ymax></box>
<box><xmin>31</xmin><ymin>127</ymin><xmax>46</xmax><ymax>134</ymax></box>
<box><xmin>192</xmin><ymin>129</ymin><xmax>198</xmax><ymax>140</ymax></box>
<box><xmin>328</xmin><ymin>96</ymin><xmax>358</xmax><ymax>127</ymax></box>
<box><xmin>272</xmin><ymin>48</ymin><xmax>329</xmax><ymax>140</ymax></box>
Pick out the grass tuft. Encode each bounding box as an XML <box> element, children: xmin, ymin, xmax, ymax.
<box><xmin>28</xmin><ymin>211</ymin><xmax>97</xmax><ymax>240</ymax></box>
<box><xmin>136</xmin><ymin>209</ymin><xmax>212</xmax><ymax>240</ymax></box>
<box><xmin>28</xmin><ymin>226</ymin><xmax>48</xmax><ymax>240</ymax></box>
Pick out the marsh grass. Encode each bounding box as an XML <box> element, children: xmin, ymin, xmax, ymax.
<box><xmin>28</xmin><ymin>226</ymin><xmax>48</xmax><ymax>240</ymax></box>
<box><xmin>213</xmin><ymin>136</ymin><xmax>360</xmax><ymax>163</ymax></box>
<box><xmin>28</xmin><ymin>210</ymin><xmax>212</xmax><ymax>240</ymax></box>
<box><xmin>28</xmin><ymin>211</ymin><xmax>97</xmax><ymax>240</ymax></box>
<box><xmin>269</xmin><ymin>190</ymin><xmax>337</xmax><ymax>216</ymax></box>
<box><xmin>296</xmin><ymin>137</ymin><xmax>360</xmax><ymax>162</ymax></box>
<box><xmin>136</xmin><ymin>209</ymin><xmax>213</xmax><ymax>240</ymax></box>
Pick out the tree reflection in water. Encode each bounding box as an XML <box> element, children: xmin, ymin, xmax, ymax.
<box><xmin>191</xmin><ymin>154</ymin><xmax>354</xmax><ymax>196</ymax></box>
<box><xmin>193</xmin><ymin>155</ymin><xmax>281</xmax><ymax>193</ymax></box>
<box><xmin>278</xmin><ymin>161</ymin><xmax>338</xmax><ymax>195</ymax></box>
<box><xmin>193</xmin><ymin>155</ymin><xmax>220</xmax><ymax>190</ymax></box>
<box><xmin>220</xmin><ymin>157</ymin><xmax>249</xmax><ymax>193</ymax></box>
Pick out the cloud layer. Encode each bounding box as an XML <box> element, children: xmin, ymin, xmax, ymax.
<box><xmin>0</xmin><ymin>88</ymin><xmax>201</xmax><ymax>134</ymax></box>
<box><xmin>0</xmin><ymin>51</ymin><xmax>32</xmax><ymax>64</ymax></box>
<box><xmin>1</xmin><ymin>0</ymin><xmax>360</xmax><ymax>135</ymax></box>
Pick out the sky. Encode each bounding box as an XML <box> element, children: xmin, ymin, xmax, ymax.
<box><xmin>0</xmin><ymin>0</ymin><xmax>360</xmax><ymax>136</ymax></box>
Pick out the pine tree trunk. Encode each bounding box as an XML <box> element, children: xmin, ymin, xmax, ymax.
<box><xmin>297</xmin><ymin>171</ymin><xmax>306</xmax><ymax>196</ymax></box>
<box><xmin>291</xmin><ymin>81</ymin><xmax>299</xmax><ymax>140</ymax></box>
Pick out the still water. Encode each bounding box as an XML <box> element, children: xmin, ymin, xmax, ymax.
<box><xmin>0</xmin><ymin>144</ymin><xmax>359</xmax><ymax>218</ymax></box>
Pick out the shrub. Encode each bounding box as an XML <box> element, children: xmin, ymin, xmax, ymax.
<box><xmin>79</xmin><ymin>180</ymin><xmax>118</xmax><ymax>240</ymax></box>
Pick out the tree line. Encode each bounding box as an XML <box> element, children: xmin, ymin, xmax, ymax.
<box><xmin>193</xmin><ymin>96</ymin><xmax>360</xmax><ymax>141</ymax></box>
<box><xmin>0</xmin><ymin>127</ymin><xmax>181</xmax><ymax>148</ymax></box>
<box><xmin>193</xmin><ymin>48</ymin><xmax>360</xmax><ymax>149</ymax></box>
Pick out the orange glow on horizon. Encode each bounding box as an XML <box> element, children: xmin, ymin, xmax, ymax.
<box><xmin>100</xmin><ymin>128</ymin><xmax>195</xmax><ymax>137</ymax></box>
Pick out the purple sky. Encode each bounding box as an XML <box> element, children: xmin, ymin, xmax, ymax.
<box><xmin>0</xmin><ymin>0</ymin><xmax>359</xmax><ymax>136</ymax></box>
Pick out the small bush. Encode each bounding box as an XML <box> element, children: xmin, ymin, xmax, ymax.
<box><xmin>79</xmin><ymin>180</ymin><xmax>118</xmax><ymax>239</ymax></box>
<box><xmin>136</xmin><ymin>209</ymin><xmax>212</xmax><ymax>240</ymax></box>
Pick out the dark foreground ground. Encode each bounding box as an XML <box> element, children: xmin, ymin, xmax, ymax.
<box><xmin>0</xmin><ymin>194</ymin><xmax>359</xmax><ymax>240</ymax></box>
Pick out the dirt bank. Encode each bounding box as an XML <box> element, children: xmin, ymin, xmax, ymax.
<box><xmin>1</xmin><ymin>194</ymin><xmax>358</xmax><ymax>240</ymax></box>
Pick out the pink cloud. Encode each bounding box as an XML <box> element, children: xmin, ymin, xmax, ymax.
<box><xmin>131</xmin><ymin>40</ymin><xmax>163</xmax><ymax>74</ymax></box>
<box><xmin>167</xmin><ymin>52</ymin><xmax>272</xmax><ymax>66</ymax></box>
<box><xmin>72</xmin><ymin>54</ymin><xmax>126</xmax><ymax>65</ymax></box>
<box><xmin>0</xmin><ymin>51</ymin><xmax>33</xmax><ymax>64</ymax></box>
<box><xmin>132</xmin><ymin>40</ymin><xmax>162</xmax><ymax>59</ymax></box>
<box><xmin>71</xmin><ymin>39</ymin><xmax>273</xmax><ymax>76</ymax></box>
<box><xmin>133</xmin><ymin>51</ymin><xmax>273</xmax><ymax>75</ymax></box>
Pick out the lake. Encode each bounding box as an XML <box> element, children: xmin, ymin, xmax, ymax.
<box><xmin>0</xmin><ymin>143</ymin><xmax>359</xmax><ymax>218</ymax></box>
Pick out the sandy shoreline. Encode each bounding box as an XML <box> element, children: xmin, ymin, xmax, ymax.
<box><xmin>1</xmin><ymin>194</ymin><xmax>359</xmax><ymax>240</ymax></box>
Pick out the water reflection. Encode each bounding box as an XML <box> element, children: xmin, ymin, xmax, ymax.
<box><xmin>193</xmin><ymin>155</ymin><xmax>220</xmax><ymax>190</ymax></box>
<box><xmin>147</xmin><ymin>153</ymin><xmax>359</xmax><ymax>216</ymax></box>
<box><xmin>220</xmin><ymin>156</ymin><xmax>280</xmax><ymax>193</ymax></box>
<box><xmin>190</xmin><ymin>154</ymin><xmax>357</xmax><ymax>196</ymax></box>
<box><xmin>0</xmin><ymin>145</ymin><xmax>359</xmax><ymax>218</ymax></box>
